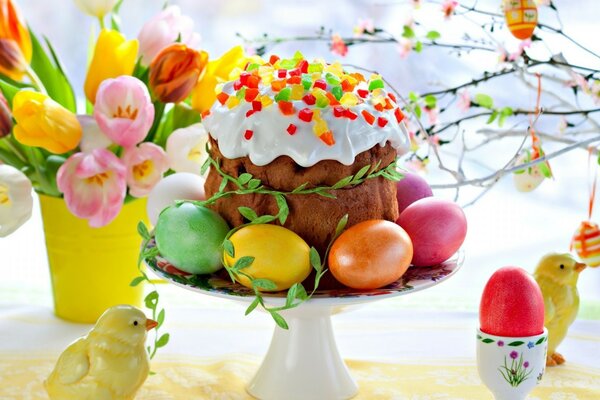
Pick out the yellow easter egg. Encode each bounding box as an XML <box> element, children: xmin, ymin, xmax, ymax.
<box><xmin>504</xmin><ymin>0</ymin><xmax>538</xmax><ymax>40</ymax></box>
<box><xmin>225</xmin><ymin>224</ymin><xmax>312</xmax><ymax>291</ymax></box>
<box><xmin>571</xmin><ymin>221</ymin><xmax>600</xmax><ymax>267</ymax></box>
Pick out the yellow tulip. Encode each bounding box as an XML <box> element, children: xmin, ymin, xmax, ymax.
<box><xmin>191</xmin><ymin>46</ymin><xmax>247</xmax><ymax>114</ymax></box>
<box><xmin>84</xmin><ymin>29</ymin><xmax>138</xmax><ymax>104</ymax></box>
<box><xmin>12</xmin><ymin>90</ymin><xmax>82</xmax><ymax>154</ymax></box>
<box><xmin>0</xmin><ymin>0</ymin><xmax>32</xmax><ymax>80</ymax></box>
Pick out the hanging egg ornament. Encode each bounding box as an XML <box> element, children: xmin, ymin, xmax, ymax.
<box><xmin>571</xmin><ymin>221</ymin><xmax>600</xmax><ymax>267</ymax></box>
<box><xmin>513</xmin><ymin>152</ymin><xmax>544</xmax><ymax>192</ymax></box>
<box><xmin>504</xmin><ymin>0</ymin><xmax>538</xmax><ymax>40</ymax></box>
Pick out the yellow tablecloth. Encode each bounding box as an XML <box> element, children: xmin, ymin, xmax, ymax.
<box><xmin>1</xmin><ymin>302</ymin><xmax>599</xmax><ymax>399</ymax></box>
<box><xmin>1</xmin><ymin>354</ymin><xmax>599</xmax><ymax>399</ymax></box>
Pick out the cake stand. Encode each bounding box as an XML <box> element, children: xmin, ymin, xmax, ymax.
<box><xmin>145</xmin><ymin>240</ymin><xmax>462</xmax><ymax>400</ymax></box>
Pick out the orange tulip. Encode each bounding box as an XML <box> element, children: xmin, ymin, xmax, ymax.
<box><xmin>149</xmin><ymin>44</ymin><xmax>208</xmax><ymax>103</ymax></box>
<box><xmin>0</xmin><ymin>0</ymin><xmax>32</xmax><ymax>80</ymax></box>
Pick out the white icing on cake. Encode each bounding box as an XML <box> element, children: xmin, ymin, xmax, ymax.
<box><xmin>203</xmin><ymin>65</ymin><xmax>410</xmax><ymax>167</ymax></box>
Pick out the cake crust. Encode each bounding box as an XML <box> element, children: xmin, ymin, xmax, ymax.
<box><xmin>204</xmin><ymin>137</ymin><xmax>399</xmax><ymax>255</ymax></box>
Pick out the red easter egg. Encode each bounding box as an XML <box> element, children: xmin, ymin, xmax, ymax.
<box><xmin>397</xmin><ymin>198</ymin><xmax>467</xmax><ymax>266</ymax></box>
<box><xmin>479</xmin><ymin>266</ymin><xmax>545</xmax><ymax>337</ymax></box>
<box><xmin>504</xmin><ymin>0</ymin><xmax>538</xmax><ymax>40</ymax></box>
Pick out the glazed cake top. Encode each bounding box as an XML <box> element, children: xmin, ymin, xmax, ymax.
<box><xmin>202</xmin><ymin>52</ymin><xmax>410</xmax><ymax>167</ymax></box>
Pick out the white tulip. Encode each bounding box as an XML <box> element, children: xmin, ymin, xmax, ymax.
<box><xmin>78</xmin><ymin>115</ymin><xmax>112</xmax><ymax>153</ymax></box>
<box><xmin>0</xmin><ymin>164</ymin><xmax>33</xmax><ymax>237</ymax></box>
<box><xmin>166</xmin><ymin>123</ymin><xmax>209</xmax><ymax>175</ymax></box>
<box><xmin>73</xmin><ymin>0</ymin><xmax>118</xmax><ymax>18</ymax></box>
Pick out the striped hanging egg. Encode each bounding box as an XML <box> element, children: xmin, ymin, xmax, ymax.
<box><xmin>571</xmin><ymin>221</ymin><xmax>600</xmax><ymax>267</ymax></box>
<box><xmin>504</xmin><ymin>0</ymin><xmax>538</xmax><ymax>40</ymax></box>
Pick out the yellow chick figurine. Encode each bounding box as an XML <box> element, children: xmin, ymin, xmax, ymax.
<box><xmin>45</xmin><ymin>305</ymin><xmax>158</xmax><ymax>400</ymax></box>
<box><xmin>533</xmin><ymin>253</ymin><xmax>586</xmax><ymax>366</ymax></box>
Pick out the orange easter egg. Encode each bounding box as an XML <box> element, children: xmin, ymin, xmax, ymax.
<box><xmin>504</xmin><ymin>0</ymin><xmax>538</xmax><ymax>40</ymax></box>
<box><xmin>571</xmin><ymin>221</ymin><xmax>600</xmax><ymax>267</ymax></box>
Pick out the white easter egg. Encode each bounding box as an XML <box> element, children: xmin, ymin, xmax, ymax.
<box><xmin>513</xmin><ymin>154</ymin><xmax>544</xmax><ymax>193</ymax></box>
<box><xmin>147</xmin><ymin>173</ymin><xmax>206</xmax><ymax>225</ymax></box>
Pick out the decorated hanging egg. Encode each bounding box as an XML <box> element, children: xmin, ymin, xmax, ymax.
<box><xmin>480</xmin><ymin>266</ymin><xmax>545</xmax><ymax>337</ymax></box>
<box><xmin>513</xmin><ymin>152</ymin><xmax>545</xmax><ymax>192</ymax></box>
<box><xmin>571</xmin><ymin>221</ymin><xmax>600</xmax><ymax>267</ymax></box>
<box><xmin>504</xmin><ymin>0</ymin><xmax>538</xmax><ymax>40</ymax></box>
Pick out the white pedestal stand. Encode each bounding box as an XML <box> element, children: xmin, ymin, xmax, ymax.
<box><xmin>247</xmin><ymin>304</ymin><xmax>357</xmax><ymax>400</ymax></box>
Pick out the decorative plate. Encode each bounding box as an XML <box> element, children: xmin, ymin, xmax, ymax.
<box><xmin>144</xmin><ymin>239</ymin><xmax>463</xmax><ymax>305</ymax></box>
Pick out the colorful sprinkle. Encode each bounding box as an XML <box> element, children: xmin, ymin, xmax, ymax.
<box><xmin>287</xmin><ymin>123</ymin><xmax>297</xmax><ymax>135</ymax></box>
<box><xmin>368</xmin><ymin>78</ymin><xmax>384</xmax><ymax>91</ymax></box>
<box><xmin>278</xmin><ymin>100</ymin><xmax>295</xmax><ymax>115</ymax></box>
<box><xmin>331</xmin><ymin>86</ymin><xmax>343</xmax><ymax>101</ymax></box>
<box><xmin>339</xmin><ymin>92</ymin><xmax>358</xmax><ymax>106</ymax></box>
<box><xmin>302</xmin><ymin>94</ymin><xmax>316</xmax><ymax>105</ymax></box>
<box><xmin>216</xmin><ymin>92</ymin><xmax>229</xmax><ymax>105</ymax></box>
<box><xmin>361</xmin><ymin>109</ymin><xmax>375</xmax><ymax>125</ymax></box>
<box><xmin>290</xmin><ymin>84</ymin><xmax>304</xmax><ymax>100</ymax></box>
<box><xmin>245</xmin><ymin>88</ymin><xmax>259</xmax><ymax>102</ymax></box>
<box><xmin>298</xmin><ymin>108</ymin><xmax>314</xmax><ymax>122</ymax></box>
<box><xmin>357</xmin><ymin>89</ymin><xmax>369</xmax><ymax>98</ymax></box>
<box><xmin>252</xmin><ymin>100</ymin><xmax>262</xmax><ymax>111</ymax></box>
<box><xmin>377</xmin><ymin>117</ymin><xmax>388</xmax><ymax>127</ymax></box>
<box><xmin>319</xmin><ymin>131</ymin><xmax>335</xmax><ymax>146</ymax></box>
<box><xmin>313</xmin><ymin>79</ymin><xmax>327</xmax><ymax>90</ymax></box>
<box><xmin>269</xmin><ymin>55</ymin><xmax>280</xmax><ymax>65</ymax></box>
<box><xmin>271</xmin><ymin>79</ymin><xmax>287</xmax><ymax>92</ymax></box>
<box><xmin>274</xmin><ymin>87</ymin><xmax>291</xmax><ymax>101</ymax></box>
<box><xmin>244</xmin><ymin>129</ymin><xmax>253</xmax><ymax>140</ymax></box>
<box><xmin>344</xmin><ymin>109</ymin><xmax>358</xmax><ymax>120</ymax></box>
<box><xmin>394</xmin><ymin>107</ymin><xmax>405</xmax><ymax>123</ymax></box>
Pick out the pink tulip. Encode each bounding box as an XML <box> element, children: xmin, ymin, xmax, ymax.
<box><xmin>122</xmin><ymin>142</ymin><xmax>169</xmax><ymax>198</ymax></box>
<box><xmin>137</xmin><ymin>5</ymin><xmax>201</xmax><ymax>65</ymax></box>
<box><xmin>94</xmin><ymin>76</ymin><xmax>154</xmax><ymax>149</ymax></box>
<box><xmin>57</xmin><ymin>148</ymin><xmax>127</xmax><ymax>227</ymax></box>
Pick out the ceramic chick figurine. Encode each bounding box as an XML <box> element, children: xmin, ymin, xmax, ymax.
<box><xmin>533</xmin><ymin>253</ymin><xmax>586</xmax><ymax>366</ymax></box>
<box><xmin>45</xmin><ymin>305</ymin><xmax>158</xmax><ymax>400</ymax></box>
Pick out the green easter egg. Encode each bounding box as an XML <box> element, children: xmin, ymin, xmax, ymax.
<box><xmin>155</xmin><ymin>203</ymin><xmax>230</xmax><ymax>274</ymax></box>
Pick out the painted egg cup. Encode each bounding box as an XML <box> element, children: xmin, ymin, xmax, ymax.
<box><xmin>476</xmin><ymin>328</ymin><xmax>548</xmax><ymax>400</ymax></box>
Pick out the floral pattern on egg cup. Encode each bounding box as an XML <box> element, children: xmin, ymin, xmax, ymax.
<box><xmin>476</xmin><ymin>328</ymin><xmax>547</xmax><ymax>400</ymax></box>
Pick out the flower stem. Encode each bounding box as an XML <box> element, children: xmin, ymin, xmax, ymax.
<box><xmin>24</xmin><ymin>66</ymin><xmax>46</xmax><ymax>95</ymax></box>
<box><xmin>146</xmin><ymin>101</ymin><xmax>166</xmax><ymax>144</ymax></box>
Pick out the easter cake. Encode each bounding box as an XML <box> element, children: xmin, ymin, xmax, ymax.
<box><xmin>202</xmin><ymin>53</ymin><xmax>410</xmax><ymax>255</ymax></box>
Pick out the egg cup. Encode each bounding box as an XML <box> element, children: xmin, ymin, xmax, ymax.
<box><xmin>476</xmin><ymin>328</ymin><xmax>548</xmax><ymax>400</ymax></box>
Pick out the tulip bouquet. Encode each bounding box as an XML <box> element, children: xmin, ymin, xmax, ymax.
<box><xmin>0</xmin><ymin>0</ymin><xmax>246</xmax><ymax>235</ymax></box>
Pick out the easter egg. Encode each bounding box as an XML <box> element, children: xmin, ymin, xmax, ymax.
<box><xmin>504</xmin><ymin>0</ymin><xmax>538</xmax><ymax>40</ymax></box>
<box><xmin>225</xmin><ymin>224</ymin><xmax>311</xmax><ymax>291</ymax></box>
<box><xmin>328</xmin><ymin>220</ymin><xmax>413</xmax><ymax>290</ymax></box>
<box><xmin>571</xmin><ymin>221</ymin><xmax>600</xmax><ymax>267</ymax></box>
<box><xmin>155</xmin><ymin>203</ymin><xmax>229</xmax><ymax>274</ymax></box>
<box><xmin>147</xmin><ymin>173</ymin><xmax>206</xmax><ymax>225</ymax></box>
<box><xmin>479</xmin><ymin>266</ymin><xmax>545</xmax><ymax>336</ymax></box>
<box><xmin>398</xmin><ymin>198</ymin><xmax>467</xmax><ymax>267</ymax></box>
<box><xmin>513</xmin><ymin>153</ymin><xmax>544</xmax><ymax>192</ymax></box>
<box><xmin>396</xmin><ymin>172</ymin><xmax>433</xmax><ymax>214</ymax></box>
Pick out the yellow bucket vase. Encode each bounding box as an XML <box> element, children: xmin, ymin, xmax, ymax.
<box><xmin>39</xmin><ymin>195</ymin><xmax>146</xmax><ymax>323</ymax></box>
